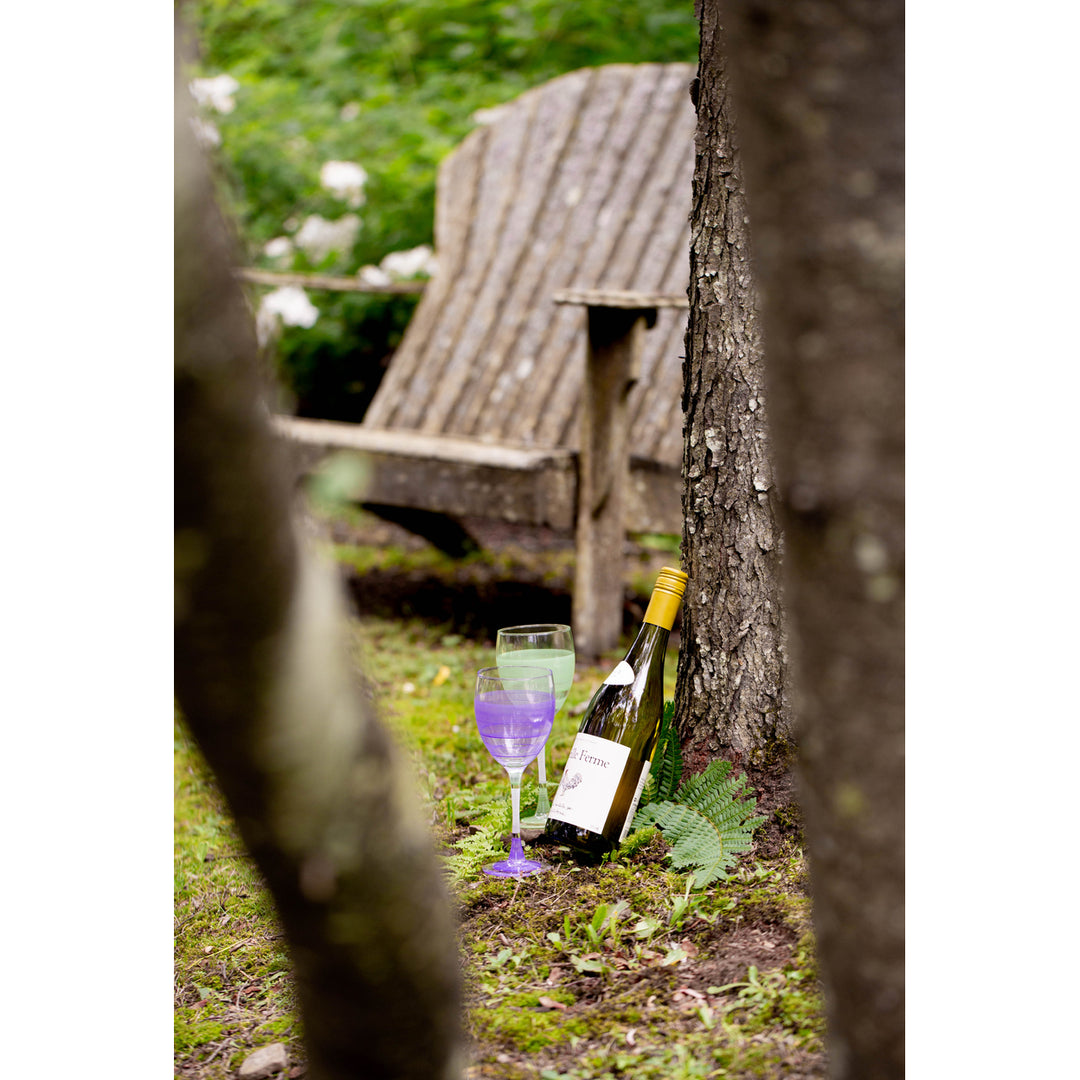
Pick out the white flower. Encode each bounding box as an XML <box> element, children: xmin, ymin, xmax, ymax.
<box><xmin>189</xmin><ymin>116</ymin><xmax>221</xmax><ymax>148</ymax></box>
<box><xmin>357</xmin><ymin>265</ymin><xmax>392</xmax><ymax>287</ymax></box>
<box><xmin>379</xmin><ymin>244</ymin><xmax>437</xmax><ymax>280</ymax></box>
<box><xmin>256</xmin><ymin>286</ymin><xmax>319</xmax><ymax>347</ymax></box>
<box><xmin>264</xmin><ymin>236</ymin><xmax>294</xmax><ymax>260</ymax></box>
<box><xmin>320</xmin><ymin>160</ymin><xmax>368</xmax><ymax>208</ymax></box>
<box><xmin>293</xmin><ymin>214</ymin><xmax>361</xmax><ymax>263</ymax></box>
<box><xmin>189</xmin><ymin>74</ymin><xmax>240</xmax><ymax>114</ymax></box>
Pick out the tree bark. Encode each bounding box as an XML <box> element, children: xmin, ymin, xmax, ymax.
<box><xmin>174</xmin><ymin>37</ymin><xmax>463</xmax><ymax>1080</ymax></box>
<box><xmin>719</xmin><ymin>0</ymin><xmax>905</xmax><ymax>1076</ymax></box>
<box><xmin>677</xmin><ymin>7</ymin><xmax>791</xmax><ymax>774</ymax></box>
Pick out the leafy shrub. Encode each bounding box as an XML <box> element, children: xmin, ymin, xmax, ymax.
<box><xmin>182</xmin><ymin>0</ymin><xmax>699</xmax><ymax>416</ymax></box>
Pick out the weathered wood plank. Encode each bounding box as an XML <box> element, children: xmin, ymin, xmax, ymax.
<box><xmin>236</xmin><ymin>269</ymin><xmax>426</xmax><ymax>294</ymax></box>
<box><xmin>578</xmin><ymin>64</ymin><xmax>693</xmax><ymax>465</ymax></box>
<box><xmin>391</xmin><ymin>99</ymin><xmax>539</xmax><ymax>432</ymax></box>
<box><xmin>431</xmin><ymin>68</ymin><xmax>597</xmax><ymax>437</ymax></box>
<box><xmin>534</xmin><ymin>66</ymin><xmax>693</xmax><ymax>450</ymax></box>
<box><xmin>478</xmin><ymin>67</ymin><xmax>634</xmax><ymax>436</ymax></box>
<box><xmin>408</xmin><ymin>77</ymin><xmax>561</xmax><ymax>434</ymax></box>
<box><xmin>361</xmin><ymin>126</ymin><xmax>489</xmax><ymax>430</ymax></box>
<box><xmin>448</xmin><ymin>67</ymin><xmax>627</xmax><ymax>439</ymax></box>
<box><xmin>359</xmin><ymin>62</ymin><xmax>694</xmax><ymax>466</ymax></box>
<box><xmin>494</xmin><ymin>65</ymin><xmax>665</xmax><ymax>448</ymax></box>
<box><xmin>620</xmin><ymin>107</ymin><xmax>694</xmax><ymax>458</ymax></box>
<box><xmin>551</xmin><ymin>290</ymin><xmax>689</xmax><ymax>470</ymax></box>
<box><xmin>275</xmin><ymin>417</ymin><xmax>577</xmax><ymax>528</ymax></box>
<box><xmin>553</xmin><ymin>288</ymin><xmax>688</xmax><ymax>309</ymax></box>
<box><xmin>274</xmin><ymin>416</ymin><xmax>681</xmax><ymax>536</ymax></box>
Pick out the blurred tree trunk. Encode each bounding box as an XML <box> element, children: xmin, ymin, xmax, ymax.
<box><xmin>174</xmin><ymin>39</ymin><xmax>463</xmax><ymax>1080</ymax></box>
<box><xmin>676</xmin><ymin>8</ymin><xmax>791</xmax><ymax>775</ymax></box>
<box><xmin>714</xmin><ymin>0</ymin><xmax>906</xmax><ymax>1076</ymax></box>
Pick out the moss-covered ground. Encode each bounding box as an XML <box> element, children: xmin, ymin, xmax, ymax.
<box><xmin>174</xmin><ymin>511</ymin><xmax>826</xmax><ymax>1079</ymax></box>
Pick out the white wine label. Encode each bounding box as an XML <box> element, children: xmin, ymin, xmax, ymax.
<box><xmin>548</xmin><ymin>732</ymin><xmax>631</xmax><ymax>833</ymax></box>
<box><xmin>618</xmin><ymin>761</ymin><xmax>652</xmax><ymax>843</ymax></box>
<box><xmin>603</xmin><ymin>660</ymin><xmax>634</xmax><ymax>686</ymax></box>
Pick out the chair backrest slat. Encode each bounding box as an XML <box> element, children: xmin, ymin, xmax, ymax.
<box><xmin>362</xmin><ymin>62</ymin><xmax>696</xmax><ymax>469</ymax></box>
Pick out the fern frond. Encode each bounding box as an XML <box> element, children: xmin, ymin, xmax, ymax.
<box><xmin>633</xmin><ymin>801</ymin><xmax>736</xmax><ymax>887</ymax></box>
<box><xmin>632</xmin><ymin>758</ymin><xmax>766</xmax><ymax>888</ymax></box>
<box><xmin>442</xmin><ymin>796</ymin><xmax>513</xmax><ymax>880</ymax></box>
<box><xmin>676</xmin><ymin>763</ymin><xmax>764</xmax><ymax>832</ymax></box>
<box><xmin>442</xmin><ymin>823</ymin><xmax>506</xmax><ymax>880</ymax></box>
<box><xmin>651</xmin><ymin>700</ymin><xmax>683</xmax><ymax>802</ymax></box>
<box><xmin>639</xmin><ymin>771</ymin><xmax>658</xmax><ymax>808</ymax></box>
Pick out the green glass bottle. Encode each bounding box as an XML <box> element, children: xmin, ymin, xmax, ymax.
<box><xmin>543</xmin><ymin>567</ymin><xmax>688</xmax><ymax>860</ymax></box>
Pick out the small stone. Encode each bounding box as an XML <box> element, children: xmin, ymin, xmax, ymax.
<box><xmin>239</xmin><ymin>1043</ymin><xmax>289</xmax><ymax>1080</ymax></box>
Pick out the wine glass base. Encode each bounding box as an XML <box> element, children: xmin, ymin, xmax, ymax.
<box><xmin>482</xmin><ymin>857</ymin><xmax>549</xmax><ymax>878</ymax></box>
<box><xmin>519</xmin><ymin>812</ymin><xmax>548</xmax><ymax>828</ymax></box>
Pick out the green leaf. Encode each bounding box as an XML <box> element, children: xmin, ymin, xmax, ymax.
<box><xmin>570</xmin><ymin>955</ymin><xmax>607</xmax><ymax>974</ymax></box>
<box><xmin>590</xmin><ymin>905</ymin><xmax>607</xmax><ymax>937</ymax></box>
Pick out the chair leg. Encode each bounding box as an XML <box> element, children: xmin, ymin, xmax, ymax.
<box><xmin>572</xmin><ymin>307</ymin><xmax>646</xmax><ymax>659</ymax></box>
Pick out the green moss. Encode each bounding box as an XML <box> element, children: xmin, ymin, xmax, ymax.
<box><xmin>174</xmin><ymin>1011</ymin><xmax>225</xmax><ymax>1052</ymax></box>
<box><xmin>471</xmin><ymin>1004</ymin><xmax>593</xmax><ymax>1051</ymax></box>
<box><xmin>255</xmin><ymin>1017</ymin><xmax>295</xmax><ymax>1038</ymax></box>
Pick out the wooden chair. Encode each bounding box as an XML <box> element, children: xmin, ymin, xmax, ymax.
<box><xmin>274</xmin><ymin>62</ymin><xmax>695</xmax><ymax>657</ymax></box>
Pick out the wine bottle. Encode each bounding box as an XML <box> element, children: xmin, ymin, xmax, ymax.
<box><xmin>543</xmin><ymin>566</ymin><xmax>688</xmax><ymax>860</ymax></box>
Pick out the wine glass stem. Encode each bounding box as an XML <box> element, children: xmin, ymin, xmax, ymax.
<box><xmin>536</xmin><ymin>744</ymin><xmax>547</xmax><ymax>785</ymax></box>
<box><xmin>508</xmin><ymin>767</ymin><xmax>524</xmax><ymax>839</ymax></box>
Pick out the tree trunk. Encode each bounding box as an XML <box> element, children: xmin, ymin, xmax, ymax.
<box><xmin>677</xmin><ymin>7</ymin><xmax>791</xmax><ymax>775</ymax></box>
<box><xmin>719</xmin><ymin>0</ymin><xmax>905</xmax><ymax>1076</ymax></box>
<box><xmin>174</xmin><ymin>37</ymin><xmax>463</xmax><ymax>1080</ymax></box>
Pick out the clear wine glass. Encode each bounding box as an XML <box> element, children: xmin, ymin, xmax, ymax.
<box><xmin>495</xmin><ymin>623</ymin><xmax>575</xmax><ymax>827</ymax></box>
<box><xmin>474</xmin><ymin>665</ymin><xmax>556</xmax><ymax>877</ymax></box>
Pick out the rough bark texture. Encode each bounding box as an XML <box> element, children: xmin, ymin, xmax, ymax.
<box><xmin>719</xmin><ymin>0</ymin><xmax>905</xmax><ymax>1076</ymax></box>
<box><xmin>174</xmin><ymin>40</ymin><xmax>464</xmax><ymax>1080</ymax></box>
<box><xmin>676</xmin><ymin>10</ymin><xmax>791</xmax><ymax>774</ymax></box>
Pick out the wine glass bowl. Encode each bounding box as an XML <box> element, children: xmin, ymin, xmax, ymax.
<box><xmin>474</xmin><ymin>665</ymin><xmax>556</xmax><ymax>877</ymax></box>
<box><xmin>495</xmin><ymin>623</ymin><xmax>575</xmax><ymax>827</ymax></box>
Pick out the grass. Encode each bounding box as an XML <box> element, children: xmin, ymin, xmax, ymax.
<box><xmin>175</xmin><ymin>530</ymin><xmax>826</xmax><ymax>1079</ymax></box>
<box><xmin>175</xmin><ymin>714</ymin><xmax>300</xmax><ymax>1074</ymax></box>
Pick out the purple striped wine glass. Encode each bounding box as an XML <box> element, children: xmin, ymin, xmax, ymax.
<box><xmin>474</xmin><ymin>665</ymin><xmax>555</xmax><ymax>877</ymax></box>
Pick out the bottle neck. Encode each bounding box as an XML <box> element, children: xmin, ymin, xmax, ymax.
<box><xmin>625</xmin><ymin>619</ymin><xmax>669</xmax><ymax>667</ymax></box>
